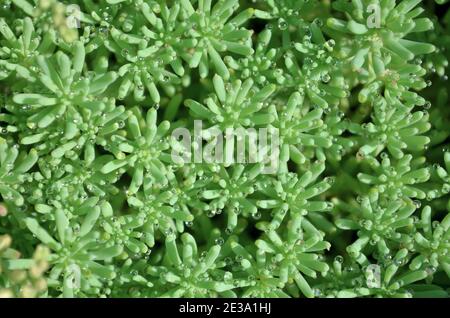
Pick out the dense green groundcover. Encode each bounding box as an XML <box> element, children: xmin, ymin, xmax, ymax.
<box><xmin>0</xmin><ymin>0</ymin><xmax>450</xmax><ymax>298</ymax></box>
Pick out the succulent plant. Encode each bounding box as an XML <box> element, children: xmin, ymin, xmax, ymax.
<box><xmin>0</xmin><ymin>0</ymin><xmax>449</xmax><ymax>298</ymax></box>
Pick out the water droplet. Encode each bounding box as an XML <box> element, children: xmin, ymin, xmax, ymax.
<box><xmin>321</xmin><ymin>74</ymin><xmax>331</xmax><ymax>83</ymax></box>
<box><xmin>304</xmin><ymin>57</ymin><xmax>313</xmax><ymax>66</ymax></box>
<box><xmin>121</xmin><ymin>49</ymin><xmax>129</xmax><ymax>57</ymax></box>
<box><xmin>325</xmin><ymin>39</ymin><xmax>335</xmax><ymax>48</ymax></box>
<box><xmin>324</xmin><ymin>176</ymin><xmax>335</xmax><ymax>185</ymax></box>
<box><xmin>199</xmin><ymin>251</ymin><xmax>208</xmax><ymax>260</ymax></box>
<box><xmin>278</xmin><ymin>19</ymin><xmax>288</xmax><ymax>30</ymax></box>
<box><xmin>313</xmin><ymin>18</ymin><xmax>323</xmax><ymax>27</ymax></box>
<box><xmin>335</xmin><ymin>255</ymin><xmax>344</xmax><ymax>263</ymax></box>
<box><xmin>425</xmin><ymin>265</ymin><xmax>436</xmax><ymax>275</ymax></box>
<box><xmin>214</xmin><ymin>237</ymin><xmax>224</xmax><ymax>246</ymax></box>
<box><xmin>313</xmin><ymin>288</ymin><xmax>322</xmax><ymax>297</ymax></box>
<box><xmin>304</xmin><ymin>28</ymin><xmax>312</xmax><ymax>38</ymax></box>
<box><xmin>252</xmin><ymin>212</ymin><xmax>261</xmax><ymax>220</ymax></box>
<box><xmin>394</xmin><ymin>259</ymin><xmax>403</xmax><ymax>266</ymax></box>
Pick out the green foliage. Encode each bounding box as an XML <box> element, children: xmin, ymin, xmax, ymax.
<box><xmin>0</xmin><ymin>0</ymin><xmax>449</xmax><ymax>298</ymax></box>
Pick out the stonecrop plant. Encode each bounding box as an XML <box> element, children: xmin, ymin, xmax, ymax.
<box><xmin>0</xmin><ymin>0</ymin><xmax>449</xmax><ymax>298</ymax></box>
